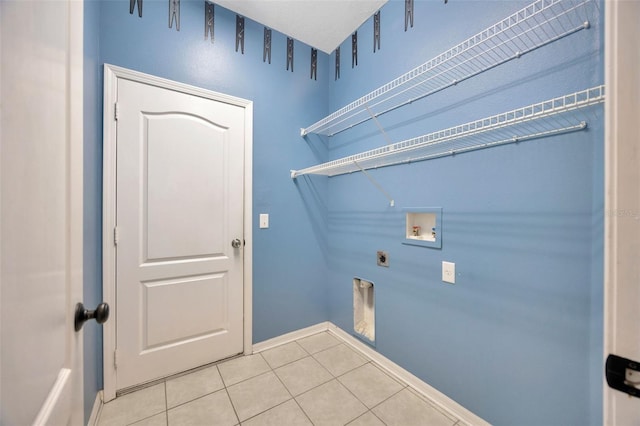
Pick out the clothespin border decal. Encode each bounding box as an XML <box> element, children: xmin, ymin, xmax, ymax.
<box><xmin>205</xmin><ymin>1</ymin><xmax>214</xmax><ymax>43</ymax></box>
<box><xmin>236</xmin><ymin>15</ymin><xmax>245</xmax><ymax>53</ymax></box>
<box><xmin>169</xmin><ymin>0</ymin><xmax>180</xmax><ymax>31</ymax></box>
<box><xmin>310</xmin><ymin>48</ymin><xmax>318</xmax><ymax>80</ymax></box>
<box><xmin>286</xmin><ymin>37</ymin><xmax>295</xmax><ymax>72</ymax></box>
<box><xmin>130</xmin><ymin>0</ymin><xmax>142</xmax><ymax>17</ymax></box>
<box><xmin>405</xmin><ymin>0</ymin><xmax>414</xmax><ymax>31</ymax></box>
<box><xmin>263</xmin><ymin>27</ymin><xmax>272</xmax><ymax>64</ymax></box>
<box><xmin>335</xmin><ymin>47</ymin><xmax>341</xmax><ymax>80</ymax></box>
<box><xmin>373</xmin><ymin>10</ymin><xmax>381</xmax><ymax>52</ymax></box>
<box><xmin>351</xmin><ymin>31</ymin><xmax>358</xmax><ymax>68</ymax></box>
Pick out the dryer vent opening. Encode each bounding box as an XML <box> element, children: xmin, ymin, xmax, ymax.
<box><xmin>353</xmin><ymin>278</ymin><xmax>375</xmax><ymax>344</ymax></box>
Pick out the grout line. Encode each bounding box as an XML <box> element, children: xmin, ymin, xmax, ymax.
<box><xmin>333</xmin><ymin>376</ymin><xmax>371</xmax><ymax>419</ymax></box>
<box><xmin>165</xmin><ymin>388</ymin><xmax>225</xmax><ymax>412</ymax></box>
<box><xmin>297</xmin><ymin>332</ymin><xmax>342</xmax><ymax>355</ymax></box>
<box><xmin>261</xmin><ymin>361</ymin><xmax>316</xmax><ymax>425</ymax></box>
<box><xmin>405</xmin><ymin>386</ymin><xmax>460</xmax><ymax>422</ymax></box>
<box><xmin>368</xmin><ymin>386</ymin><xmax>406</xmax><ymax>412</ymax></box>
<box><xmin>268</xmin><ymin>353</ymin><xmax>310</xmax><ymax>371</ymax></box>
<box><xmin>325</xmin><ymin>326</ymin><xmax>471</xmax><ymax>423</ymax></box>
<box><xmin>226</xmin><ymin>361</ymin><xmax>294</xmax><ymax>424</ymax></box>
<box><xmin>223</xmin><ymin>385</ymin><xmax>242</xmax><ymax>425</ymax></box>
<box><xmin>163</xmin><ymin>382</ymin><xmax>168</xmax><ymax>426</ymax></box>
<box><xmin>371</xmin><ymin>409</ymin><xmax>389</xmax><ymax>426</ymax></box>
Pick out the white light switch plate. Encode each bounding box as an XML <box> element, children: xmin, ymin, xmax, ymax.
<box><xmin>259</xmin><ymin>214</ymin><xmax>269</xmax><ymax>229</ymax></box>
<box><xmin>442</xmin><ymin>261</ymin><xmax>455</xmax><ymax>284</ymax></box>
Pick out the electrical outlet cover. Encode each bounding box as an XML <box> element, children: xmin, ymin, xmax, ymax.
<box><xmin>442</xmin><ymin>261</ymin><xmax>455</xmax><ymax>284</ymax></box>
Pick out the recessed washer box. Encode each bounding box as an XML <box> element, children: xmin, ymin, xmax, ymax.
<box><xmin>402</xmin><ymin>207</ymin><xmax>442</xmax><ymax>249</ymax></box>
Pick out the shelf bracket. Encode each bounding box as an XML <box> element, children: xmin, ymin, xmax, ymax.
<box><xmin>364</xmin><ymin>105</ymin><xmax>393</xmax><ymax>145</ymax></box>
<box><xmin>354</xmin><ymin>161</ymin><xmax>394</xmax><ymax>207</ymax></box>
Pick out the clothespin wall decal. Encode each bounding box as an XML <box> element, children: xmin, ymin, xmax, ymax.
<box><xmin>405</xmin><ymin>0</ymin><xmax>414</xmax><ymax>31</ymax></box>
<box><xmin>373</xmin><ymin>11</ymin><xmax>381</xmax><ymax>52</ymax></box>
<box><xmin>169</xmin><ymin>0</ymin><xmax>180</xmax><ymax>31</ymax></box>
<box><xmin>205</xmin><ymin>2</ymin><xmax>214</xmax><ymax>43</ymax></box>
<box><xmin>263</xmin><ymin>28</ymin><xmax>272</xmax><ymax>63</ymax></box>
<box><xmin>351</xmin><ymin>32</ymin><xmax>358</xmax><ymax>68</ymax></box>
<box><xmin>130</xmin><ymin>0</ymin><xmax>142</xmax><ymax>17</ymax></box>
<box><xmin>286</xmin><ymin>38</ymin><xmax>294</xmax><ymax>72</ymax></box>
<box><xmin>236</xmin><ymin>15</ymin><xmax>245</xmax><ymax>53</ymax></box>
<box><xmin>310</xmin><ymin>48</ymin><xmax>318</xmax><ymax>80</ymax></box>
<box><xmin>335</xmin><ymin>47</ymin><xmax>341</xmax><ymax>80</ymax></box>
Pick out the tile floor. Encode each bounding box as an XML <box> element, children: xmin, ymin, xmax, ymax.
<box><xmin>97</xmin><ymin>332</ymin><xmax>465</xmax><ymax>426</ymax></box>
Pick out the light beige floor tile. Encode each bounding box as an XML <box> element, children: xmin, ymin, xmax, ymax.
<box><xmin>261</xmin><ymin>342</ymin><xmax>308</xmax><ymax>369</ymax></box>
<box><xmin>296</xmin><ymin>380</ymin><xmax>367</xmax><ymax>426</ymax></box>
<box><xmin>166</xmin><ymin>365</ymin><xmax>224</xmax><ymax>408</ymax></box>
<box><xmin>129</xmin><ymin>412</ymin><xmax>167</xmax><ymax>426</ymax></box>
<box><xmin>241</xmin><ymin>400</ymin><xmax>312</xmax><ymax>426</ymax></box>
<box><xmin>274</xmin><ymin>356</ymin><xmax>333</xmax><ymax>396</ymax></box>
<box><xmin>296</xmin><ymin>332</ymin><xmax>340</xmax><ymax>354</ymax></box>
<box><xmin>98</xmin><ymin>383</ymin><xmax>166</xmax><ymax>426</ymax></box>
<box><xmin>227</xmin><ymin>372</ymin><xmax>291</xmax><ymax>421</ymax></box>
<box><xmin>372</xmin><ymin>389</ymin><xmax>456</xmax><ymax>426</ymax></box>
<box><xmin>347</xmin><ymin>411</ymin><xmax>386</xmax><ymax>426</ymax></box>
<box><xmin>218</xmin><ymin>354</ymin><xmax>271</xmax><ymax>386</ymax></box>
<box><xmin>313</xmin><ymin>343</ymin><xmax>367</xmax><ymax>376</ymax></box>
<box><xmin>407</xmin><ymin>388</ymin><xmax>458</xmax><ymax>422</ymax></box>
<box><xmin>167</xmin><ymin>389</ymin><xmax>238</xmax><ymax>426</ymax></box>
<box><xmin>338</xmin><ymin>363</ymin><xmax>404</xmax><ymax>408</ymax></box>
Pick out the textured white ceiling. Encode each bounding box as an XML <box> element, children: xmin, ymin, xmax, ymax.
<box><xmin>214</xmin><ymin>0</ymin><xmax>388</xmax><ymax>54</ymax></box>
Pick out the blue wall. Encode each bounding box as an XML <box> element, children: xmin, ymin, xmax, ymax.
<box><xmin>83</xmin><ymin>0</ymin><xmax>103</xmax><ymax>423</ymax></box>
<box><xmin>83</xmin><ymin>0</ymin><xmax>330</xmax><ymax>420</ymax></box>
<box><xmin>83</xmin><ymin>0</ymin><xmax>605</xmax><ymax>424</ymax></box>
<box><xmin>99</xmin><ymin>0</ymin><xmax>332</xmax><ymax>336</ymax></box>
<box><xmin>324</xmin><ymin>0</ymin><xmax>603</xmax><ymax>425</ymax></box>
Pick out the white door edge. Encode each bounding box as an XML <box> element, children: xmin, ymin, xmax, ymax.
<box><xmin>603</xmin><ymin>0</ymin><xmax>640</xmax><ymax>423</ymax></box>
<box><xmin>102</xmin><ymin>64</ymin><xmax>253</xmax><ymax>401</ymax></box>
<box><xmin>32</xmin><ymin>369</ymin><xmax>72</xmax><ymax>426</ymax></box>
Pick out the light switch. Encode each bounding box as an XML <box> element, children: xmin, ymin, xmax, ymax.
<box><xmin>259</xmin><ymin>214</ymin><xmax>269</xmax><ymax>229</ymax></box>
<box><xmin>442</xmin><ymin>261</ymin><xmax>455</xmax><ymax>284</ymax></box>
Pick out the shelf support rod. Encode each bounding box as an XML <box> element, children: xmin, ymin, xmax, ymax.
<box><xmin>354</xmin><ymin>160</ymin><xmax>395</xmax><ymax>206</ymax></box>
<box><xmin>364</xmin><ymin>104</ymin><xmax>394</xmax><ymax>145</ymax></box>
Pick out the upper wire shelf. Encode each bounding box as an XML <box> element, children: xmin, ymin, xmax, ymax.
<box><xmin>301</xmin><ymin>0</ymin><xmax>595</xmax><ymax>137</ymax></box>
<box><xmin>291</xmin><ymin>85</ymin><xmax>604</xmax><ymax>178</ymax></box>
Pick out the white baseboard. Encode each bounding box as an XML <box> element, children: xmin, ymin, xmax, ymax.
<box><xmin>326</xmin><ymin>323</ymin><xmax>490</xmax><ymax>426</ymax></box>
<box><xmin>253</xmin><ymin>321</ymin><xmax>488</xmax><ymax>426</ymax></box>
<box><xmin>87</xmin><ymin>390</ymin><xmax>103</xmax><ymax>426</ymax></box>
<box><xmin>252</xmin><ymin>322</ymin><xmax>331</xmax><ymax>353</ymax></box>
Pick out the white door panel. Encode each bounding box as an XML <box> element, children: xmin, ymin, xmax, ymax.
<box><xmin>145</xmin><ymin>114</ymin><xmax>228</xmax><ymax>260</ymax></box>
<box><xmin>0</xmin><ymin>0</ymin><xmax>83</xmax><ymax>424</ymax></box>
<box><xmin>115</xmin><ymin>77</ymin><xmax>244</xmax><ymax>390</ymax></box>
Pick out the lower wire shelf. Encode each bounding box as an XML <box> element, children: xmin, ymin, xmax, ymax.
<box><xmin>291</xmin><ymin>85</ymin><xmax>604</xmax><ymax>179</ymax></box>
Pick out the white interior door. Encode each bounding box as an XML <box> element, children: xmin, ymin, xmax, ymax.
<box><xmin>604</xmin><ymin>0</ymin><xmax>640</xmax><ymax>423</ymax></box>
<box><xmin>114</xmin><ymin>76</ymin><xmax>245</xmax><ymax>391</ymax></box>
<box><xmin>0</xmin><ymin>0</ymin><xmax>84</xmax><ymax>424</ymax></box>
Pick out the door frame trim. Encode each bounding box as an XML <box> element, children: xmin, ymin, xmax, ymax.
<box><xmin>102</xmin><ymin>64</ymin><xmax>253</xmax><ymax>401</ymax></box>
<box><xmin>603</xmin><ymin>0</ymin><xmax>640</xmax><ymax>423</ymax></box>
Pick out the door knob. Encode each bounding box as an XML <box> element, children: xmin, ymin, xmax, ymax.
<box><xmin>74</xmin><ymin>302</ymin><xmax>110</xmax><ymax>332</ymax></box>
<box><xmin>231</xmin><ymin>239</ymin><xmax>242</xmax><ymax>248</ymax></box>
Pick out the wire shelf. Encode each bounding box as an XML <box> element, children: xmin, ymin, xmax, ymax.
<box><xmin>301</xmin><ymin>0</ymin><xmax>595</xmax><ymax>137</ymax></box>
<box><xmin>291</xmin><ymin>86</ymin><xmax>604</xmax><ymax>178</ymax></box>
